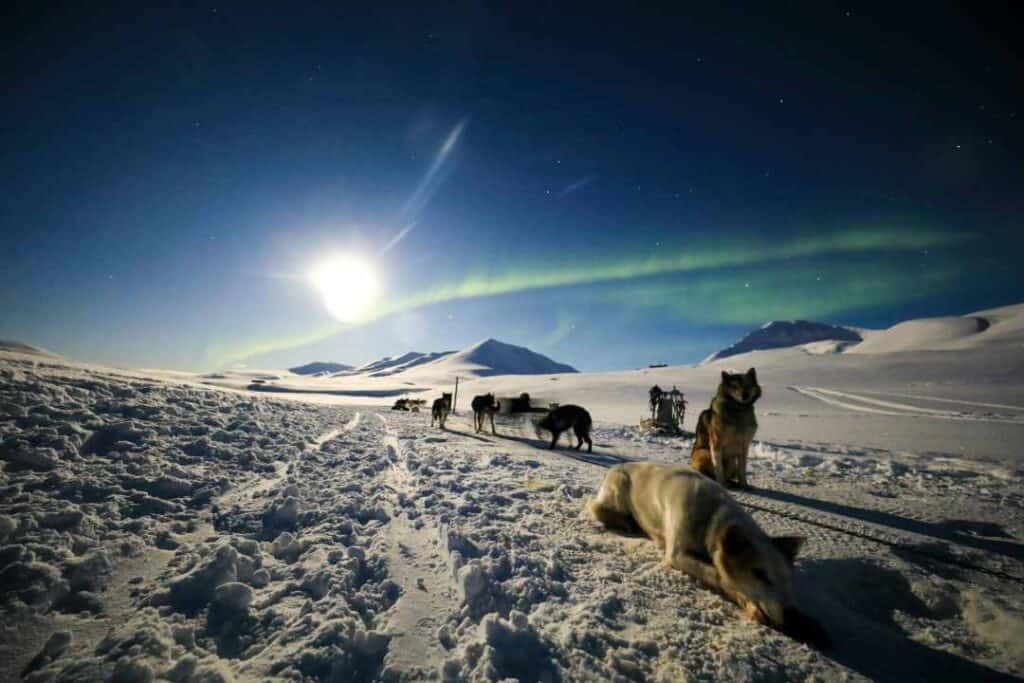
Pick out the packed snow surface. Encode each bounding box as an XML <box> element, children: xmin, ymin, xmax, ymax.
<box><xmin>2</xmin><ymin>313</ymin><xmax>1023</xmax><ymax>680</ymax></box>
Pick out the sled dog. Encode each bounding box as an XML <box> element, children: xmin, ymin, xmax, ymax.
<box><xmin>536</xmin><ymin>404</ymin><xmax>593</xmax><ymax>452</ymax></box>
<box><xmin>587</xmin><ymin>462</ymin><xmax>803</xmax><ymax>627</ymax></box>
<box><xmin>471</xmin><ymin>393</ymin><xmax>499</xmax><ymax>434</ymax></box>
<box><xmin>431</xmin><ymin>392</ymin><xmax>452</xmax><ymax>429</ymax></box>
<box><xmin>691</xmin><ymin>368</ymin><xmax>761</xmax><ymax>488</ymax></box>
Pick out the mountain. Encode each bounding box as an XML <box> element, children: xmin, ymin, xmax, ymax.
<box><xmin>0</xmin><ymin>340</ymin><xmax>59</xmax><ymax>357</ymax></box>
<box><xmin>288</xmin><ymin>361</ymin><xmax>354</xmax><ymax>376</ymax></box>
<box><xmin>703</xmin><ymin>321</ymin><xmax>862</xmax><ymax>363</ymax></box>
<box><xmin>414</xmin><ymin>338</ymin><xmax>577</xmax><ymax>378</ymax></box>
<box><xmin>356</xmin><ymin>351</ymin><xmax>455</xmax><ymax>377</ymax></box>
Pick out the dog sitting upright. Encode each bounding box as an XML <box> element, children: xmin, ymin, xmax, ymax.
<box><xmin>587</xmin><ymin>462</ymin><xmax>804</xmax><ymax>628</ymax></box>
<box><xmin>691</xmin><ymin>368</ymin><xmax>761</xmax><ymax>488</ymax></box>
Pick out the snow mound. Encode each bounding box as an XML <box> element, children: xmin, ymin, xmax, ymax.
<box><xmin>849</xmin><ymin>316</ymin><xmax>988</xmax><ymax>354</ymax></box>
<box><xmin>849</xmin><ymin>303</ymin><xmax>1024</xmax><ymax>354</ymax></box>
<box><xmin>288</xmin><ymin>361</ymin><xmax>353</xmax><ymax>376</ymax></box>
<box><xmin>421</xmin><ymin>338</ymin><xmax>578</xmax><ymax>378</ymax></box>
<box><xmin>704</xmin><ymin>321</ymin><xmax>862</xmax><ymax>363</ymax></box>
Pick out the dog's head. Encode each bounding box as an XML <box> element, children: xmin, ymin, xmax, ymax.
<box><xmin>713</xmin><ymin>523</ymin><xmax>803</xmax><ymax>626</ymax></box>
<box><xmin>720</xmin><ymin>368</ymin><xmax>762</xmax><ymax>405</ymax></box>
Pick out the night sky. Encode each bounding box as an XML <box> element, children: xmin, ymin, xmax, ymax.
<box><xmin>2</xmin><ymin>3</ymin><xmax>1021</xmax><ymax>371</ymax></box>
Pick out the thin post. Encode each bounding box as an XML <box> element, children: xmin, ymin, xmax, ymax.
<box><xmin>452</xmin><ymin>376</ymin><xmax>459</xmax><ymax>414</ymax></box>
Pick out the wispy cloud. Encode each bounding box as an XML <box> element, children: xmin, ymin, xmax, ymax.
<box><xmin>382</xmin><ymin>222</ymin><xmax>417</xmax><ymax>253</ymax></box>
<box><xmin>399</xmin><ymin>118</ymin><xmax>467</xmax><ymax>223</ymax></box>
<box><xmin>559</xmin><ymin>174</ymin><xmax>597</xmax><ymax>197</ymax></box>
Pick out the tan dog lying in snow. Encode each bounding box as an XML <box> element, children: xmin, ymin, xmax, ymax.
<box><xmin>587</xmin><ymin>462</ymin><xmax>804</xmax><ymax>628</ymax></box>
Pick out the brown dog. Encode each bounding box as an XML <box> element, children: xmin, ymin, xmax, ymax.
<box><xmin>587</xmin><ymin>462</ymin><xmax>804</xmax><ymax>627</ymax></box>
<box><xmin>691</xmin><ymin>368</ymin><xmax>761</xmax><ymax>488</ymax></box>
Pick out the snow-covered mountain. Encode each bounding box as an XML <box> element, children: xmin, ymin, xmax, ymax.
<box><xmin>355</xmin><ymin>351</ymin><xmax>456</xmax><ymax>377</ymax></box>
<box><xmin>344</xmin><ymin>339</ymin><xmax>577</xmax><ymax>382</ymax></box>
<box><xmin>288</xmin><ymin>361</ymin><xmax>354</xmax><ymax>376</ymax></box>
<box><xmin>703</xmin><ymin>321</ymin><xmax>862</xmax><ymax>363</ymax></box>
<box><xmin>0</xmin><ymin>340</ymin><xmax>59</xmax><ymax>357</ymax></box>
<box><xmin>412</xmin><ymin>338</ymin><xmax>577</xmax><ymax>379</ymax></box>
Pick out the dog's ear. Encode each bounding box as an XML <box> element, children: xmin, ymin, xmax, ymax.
<box><xmin>720</xmin><ymin>524</ymin><xmax>752</xmax><ymax>558</ymax></box>
<box><xmin>746</xmin><ymin>368</ymin><xmax>757</xmax><ymax>382</ymax></box>
<box><xmin>771</xmin><ymin>536</ymin><xmax>804</xmax><ymax>565</ymax></box>
<box><xmin>721</xmin><ymin>371</ymin><xmax>730</xmax><ymax>384</ymax></box>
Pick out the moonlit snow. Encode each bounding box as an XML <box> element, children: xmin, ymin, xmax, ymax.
<box><xmin>1</xmin><ymin>304</ymin><xmax>1023</xmax><ymax>681</ymax></box>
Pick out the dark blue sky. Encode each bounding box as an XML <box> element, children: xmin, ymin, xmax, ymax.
<box><xmin>2</xmin><ymin>3</ymin><xmax>1021</xmax><ymax>370</ymax></box>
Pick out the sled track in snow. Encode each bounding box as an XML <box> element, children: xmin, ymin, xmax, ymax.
<box><xmin>374</xmin><ymin>415</ymin><xmax>460</xmax><ymax>678</ymax></box>
<box><xmin>731</xmin><ymin>492</ymin><xmax>1024</xmax><ymax>585</ymax></box>
<box><xmin>791</xmin><ymin>386</ymin><xmax>1024</xmax><ymax>424</ymax></box>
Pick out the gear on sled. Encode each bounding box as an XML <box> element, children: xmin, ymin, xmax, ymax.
<box><xmin>640</xmin><ymin>384</ymin><xmax>687</xmax><ymax>435</ymax></box>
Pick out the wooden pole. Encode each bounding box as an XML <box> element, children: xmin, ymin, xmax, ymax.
<box><xmin>452</xmin><ymin>376</ymin><xmax>459</xmax><ymax>414</ymax></box>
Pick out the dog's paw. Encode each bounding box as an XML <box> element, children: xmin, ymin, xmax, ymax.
<box><xmin>742</xmin><ymin>601</ymin><xmax>767</xmax><ymax>625</ymax></box>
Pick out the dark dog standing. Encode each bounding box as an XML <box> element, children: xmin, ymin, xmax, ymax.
<box><xmin>537</xmin><ymin>404</ymin><xmax>593</xmax><ymax>453</ymax></box>
<box><xmin>431</xmin><ymin>392</ymin><xmax>452</xmax><ymax>429</ymax></box>
<box><xmin>471</xmin><ymin>393</ymin><xmax>498</xmax><ymax>434</ymax></box>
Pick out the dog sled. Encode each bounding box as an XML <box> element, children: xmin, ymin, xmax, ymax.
<box><xmin>640</xmin><ymin>385</ymin><xmax>687</xmax><ymax>435</ymax></box>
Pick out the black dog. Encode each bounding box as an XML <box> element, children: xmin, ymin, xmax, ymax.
<box><xmin>536</xmin><ymin>404</ymin><xmax>593</xmax><ymax>452</ymax></box>
<box><xmin>471</xmin><ymin>393</ymin><xmax>498</xmax><ymax>434</ymax></box>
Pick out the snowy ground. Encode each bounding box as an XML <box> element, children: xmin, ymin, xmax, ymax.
<box><xmin>2</xmin><ymin>346</ymin><xmax>1024</xmax><ymax>681</ymax></box>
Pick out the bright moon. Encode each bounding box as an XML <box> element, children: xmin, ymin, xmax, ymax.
<box><xmin>308</xmin><ymin>254</ymin><xmax>380</xmax><ymax>323</ymax></box>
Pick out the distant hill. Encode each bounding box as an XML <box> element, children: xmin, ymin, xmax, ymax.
<box><xmin>704</xmin><ymin>321</ymin><xmax>862</xmax><ymax>363</ymax></box>
<box><xmin>0</xmin><ymin>340</ymin><xmax>59</xmax><ymax>357</ymax></box>
<box><xmin>846</xmin><ymin>303</ymin><xmax>1024</xmax><ymax>354</ymax></box>
<box><xmin>345</xmin><ymin>339</ymin><xmax>577</xmax><ymax>383</ymax></box>
<box><xmin>356</xmin><ymin>351</ymin><xmax>455</xmax><ymax>377</ymax></box>
<box><xmin>414</xmin><ymin>338</ymin><xmax>577</xmax><ymax>378</ymax></box>
<box><xmin>288</xmin><ymin>361</ymin><xmax>354</xmax><ymax>376</ymax></box>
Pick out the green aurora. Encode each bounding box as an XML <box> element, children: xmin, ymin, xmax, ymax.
<box><xmin>208</xmin><ymin>226</ymin><xmax>971</xmax><ymax>366</ymax></box>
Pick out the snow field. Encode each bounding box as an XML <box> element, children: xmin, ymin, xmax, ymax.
<box><xmin>2</xmin><ymin>351</ymin><xmax>1023</xmax><ymax>681</ymax></box>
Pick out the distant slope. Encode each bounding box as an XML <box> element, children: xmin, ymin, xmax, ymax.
<box><xmin>0</xmin><ymin>340</ymin><xmax>59</xmax><ymax>358</ymax></box>
<box><xmin>704</xmin><ymin>321</ymin><xmax>862</xmax><ymax>363</ymax></box>
<box><xmin>405</xmin><ymin>338</ymin><xmax>577</xmax><ymax>380</ymax></box>
<box><xmin>848</xmin><ymin>303</ymin><xmax>1024</xmax><ymax>354</ymax></box>
<box><xmin>356</xmin><ymin>351</ymin><xmax>455</xmax><ymax>377</ymax></box>
<box><xmin>288</xmin><ymin>361</ymin><xmax>354</xmax><ymax>376</ymax></box>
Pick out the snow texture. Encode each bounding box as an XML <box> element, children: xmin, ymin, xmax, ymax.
<box><xmin>2</xmin><ymin>305</ymin><xmax>1024</xmax><ymax>680</ymax></box>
